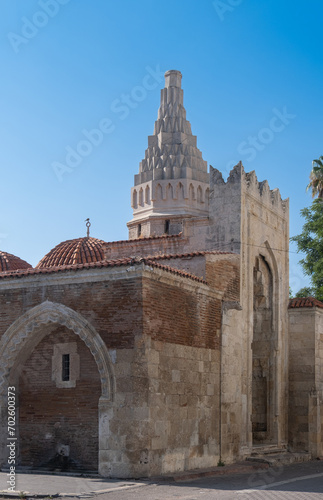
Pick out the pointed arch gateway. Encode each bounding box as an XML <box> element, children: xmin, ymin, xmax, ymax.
<box><xmin>0</xmin><ymin>301</ymin><xmax>115</xmax><ymax>475</ymax></box>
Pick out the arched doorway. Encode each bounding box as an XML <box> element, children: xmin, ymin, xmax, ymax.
<box><xmin>0</xmin><ymin>301</ymin><xmax>115</xmax><ymax>475</ymax></box>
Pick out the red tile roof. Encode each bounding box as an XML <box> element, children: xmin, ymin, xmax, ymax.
<box><xmin>289</xmin><ymin>297</ymin><xmax>323</xmax><ymax>309</ymax></box>
<box><xmin>0</xmin><ymin>251</ymin><xmax>32</xmax><ymax>272</ymax></box>
<box><xmin>147</xmin><ymin>250</ymin><xmax>233</xmax><ymax>261</ymax></box>
<box><xmin>144</xmin><ymin>259</ymin><xmax>206</xmax><ymax>283</ymax></box>
<box><xmin>36</xmin><ymin>237</ymin><xmax>106</xmax><ymax>268</ymax></box>
<box><xmin>0</xmin><ymin>256</ymin><xmax>206</xmax><ymax>283</ymax></box>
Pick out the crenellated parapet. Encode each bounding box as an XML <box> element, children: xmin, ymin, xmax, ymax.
<box><xmin>210</xmin><ymin>162</ymin><xmax>288</xmax><ymax>218</ymax></box>
<box><xmin>207</xmin><ymin>162</ymin><xmax>289</xmax><ymax>256</ymax></box>
<box><xmin>244</xmin><ymin>169</ymin><xmax>288</xmax><ymax>215</ymax></box>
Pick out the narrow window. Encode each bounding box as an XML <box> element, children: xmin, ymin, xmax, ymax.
<box><xmin>165</xmin><ymin>219</ymin><xmax>170</xmax><ymax>234</ymax></box>
<box><xmin>62</xmin><ymin>354</ymin><xmax>70</xmax><ymax>382</ymax></box>
<box><xmin>138</xmin><ymin>223</ymin><xmax>142</xmax><ymax>237</ymax></box>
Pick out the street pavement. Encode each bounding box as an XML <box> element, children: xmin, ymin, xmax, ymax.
<box><xmin>0</xmin><ymin>472</ymin><xmax>147</xmax><ymax>497</ymax></box>
<box><xmin>0</xmin><ymin>460</ymin><xmax>323</xmax><ymax>499</ymax></box>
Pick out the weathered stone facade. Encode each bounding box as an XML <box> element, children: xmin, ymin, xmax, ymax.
<box><xmin>0</xmin><ymin>262</ymin><xmax>224</xmax><ymax>477</ymax></box>
<box><xmin>288</xmin><ymin>298</ymin><xmax>323</xmax><ymax>459</ymax></box>
<box><xmin>0</xmin><ymin>70</ymin><xmax>320</xmax><ymax>478</ymax></box>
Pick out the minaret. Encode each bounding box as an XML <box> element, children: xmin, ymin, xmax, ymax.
<box><xmin>127</xmin><ymin>70</ymin><xmax>210</xmax><ymax>239</ymax></box>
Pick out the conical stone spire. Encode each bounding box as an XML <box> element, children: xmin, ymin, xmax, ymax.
<box><xmin>135</xmin><ymin>70</ymin><xmax>208</xmax><ymax>185</ymax></box>
<box><xmin>128</xmin><ymin>70</ymin><xmax>210</xmax><ymax>240</ymax></box>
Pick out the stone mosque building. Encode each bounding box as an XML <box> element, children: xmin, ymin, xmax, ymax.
<box><xmin>0</xmin><ymin>70</ymin><xmax>322</xmax><ymax>478</ymax></box>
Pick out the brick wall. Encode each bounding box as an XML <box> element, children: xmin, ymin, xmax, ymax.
<box><xmin>153</xmin><ymin>255</ymin><xmax>206</xmax><ymax>280</ymax></box>
<box><xmin>0</xmin><ymin>276</ymin><xmax>143</xmax><ymax>350</ymax></box>
<box><xmin>104</xmin><ymin>234</ymin><xmax>187</xmax><ymax>260</ymax></box>
<box><xmin>139</xmin><ymin>274</ymin><xmax>221</xmax><ymax>475</ymax></box>
<box><xmin>142</xmin><ymin>276</ymin><xmax>221</xmax><ymax>349</ymax></box>
<box><xmin>205</xmin><ymin>254</ymin><xmax>240</xmax><ymax>302</ymax></box>
<box><xmin>0</xmin><ymin>266</ymin><xmax>224</xmax><ymax>477</ymax></box>
<box><xmin>0</xmin><ymin>270</ymin><xmax>144</xmax><ymax>474</ymax></box>
<box><xmin>19</xmin><ymin>328</ymin><xmax>101</xmax><ymax>470</ymax></box>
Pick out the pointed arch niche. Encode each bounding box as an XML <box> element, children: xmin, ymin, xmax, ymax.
<box><xmin>251</xmin><ymin>242</ymin><xmax>279</xmax><ymax>446</ymax></box>
<box><xmin>0</xmin><ymin>301</ymin><xmax>115</xmax><ymax>475</ymax></box>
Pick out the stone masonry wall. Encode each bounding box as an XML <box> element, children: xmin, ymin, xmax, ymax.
<box><xmin>146</xmin><ymin>337</ymin><xmax>220</xmax><ymax>475</ymax></box>
<box><xmin>100</xmin><ymin>270</ymin><xmax>223</xmax><ymax>477</ymax></box>
<box><xmin>220</xmin><ymin>306</ymin><xmax>244</xmax><ymax>462</ymax></box>
<box><xmin>207</xmin><ymin>162</ymin><xmax>289</xmax><ymax>455</ymax></box>
<box><xmin>141</xmin><ymin>272</ymin><xmax>222</xmax><ymax>474</ymax></box>
<box><xmin>289</xmin><ymin>308</ymin><xmax>316</xmax><ymax>452</ymax></box>
<box><xmin>205</xmin><ymin>250</ymin><xmax>242</xmax><ymax>462</ymax></box>
<box><xmin>289</xmin><ymin>307</ymin><xmax>323</xmax><ymax>457</ymax></box>
<box><xmin>0</xmin><ymin>265</ymin><xmax>224</xmax><ymax>477</ymax></box>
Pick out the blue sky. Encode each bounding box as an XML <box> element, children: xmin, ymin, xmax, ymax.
<box><xmin>0</xmin><ymin>0</ymin><xmax>322</xmax><ymax>294</ymax></box>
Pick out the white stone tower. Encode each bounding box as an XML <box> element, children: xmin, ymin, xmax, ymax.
<box><xmin>127</xmin><ymin>70</ymin><xmax>210</xmax><ymax>239</ymax></box>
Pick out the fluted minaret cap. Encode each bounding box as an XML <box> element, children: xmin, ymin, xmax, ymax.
<box><xmin>165</xmin><ymin>70</ymin><xmax>182</xmax><ymax>88</ymax></box>
<box><xmin>133</xmin><ymin>68</ymin><xmax>208</xmax><ymax>186</ymax></box>
<box><xmin>128</xmin><ymin>70</ymin><xmax>210</xmax><ymax>237</ymax></box>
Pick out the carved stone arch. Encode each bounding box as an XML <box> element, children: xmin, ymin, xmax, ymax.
<box><xmin>132</xmin><ymin>189</ymin><xmax>138</xmax><ymax>209</ymax></box>
<box><xmin>145</xmin><ymin>184</ymin><xmax>150</xmax><ymax>204</ymax></box>
<box><xmin>0</xmin><ymin>300</ymin><xmax>115</xmax><ymax>401</ymax></box>
<box><xmin>0</xmin><ymin>301</ymin><xmax>116</xmax><ymax>475</ymax></box>
<box><xmin>263</xmin><ymin>241</ymin><xmax>279</xmax><ymax>286</ymax></box>
<box><xmin>155</xmin><ymin>183</ymin><xmax>163</xmax><ymax>201</ymax></box>
<box><xmin>189</xmin><ymin>183</ymin><xmax>195</xmax><ymax>200</ymax></box>
<box><xmin>205</xmin><ymin>187</ymin><xmax>210</xmax><ymax>207</ymax></box>
<box><xmin>176</xmin><ymin>182</ymin><xmax>185</xmax><ymax>200</ymax></box>
<box><xmin>139</xmin><ymin>187</ymin><xmax>144</xmax><ymax>206</ymax></box>
<box><xmin>197</xmin><ymin>185</ymin><xmax>203</xmax><ymax>203</ymax></box>
<box><xmin>166</xmin><ymin>183</ymin><xmax>174</xmax><ymax>200</ymax></box>
<box><xmin>258</xmin><ymin>240</ymin><xmax>279</xmax><ymax>327</ymax></box>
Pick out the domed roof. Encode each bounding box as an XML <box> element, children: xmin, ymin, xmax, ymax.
<box><xmin>0</xmin><ymin>251</ymin><xmax>32</xmax><ymax>272</ymax></box>
<box><xmin>36</xmin><ymin>237</ymin><xmax>106</xmax><ymax>269</ymax></box>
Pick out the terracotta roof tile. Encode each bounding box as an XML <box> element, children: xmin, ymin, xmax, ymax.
<box><xmin>147</xmin><ymin>250</ymin><xmax>233</xmax><ymax>261</ymax></box>
<box><xmin>288</xmin><ymin>297</ymin><xmax>323</xmax><ymax>309</ymax></box>
<box><xmin>0</xmin><ymin>251</ymin><xmax>32</xmax><ymax>272</ymax></box>
<box><xmin>36</xmin><ymin>237</ymin><xmax>106</xmax><ymax>268</ymax></box>
<box><xmin>0</xmin><ymin>256</ymin><xmax>207</xmax><ymax>284</ymax></box>
<box><xmin>144</xmin><ymin>259</ymin><xmax>207</xmax><ymax>283</ymax></box>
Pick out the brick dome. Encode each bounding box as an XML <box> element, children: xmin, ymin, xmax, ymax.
<box><xmin>36</xmin><ymin>237</ymin><xmax>106</xmax><ymax>269</ymax></box>
<box><xmin>0</xmin><ymin>251</ymin><xmax>32</xmax><ymax>272</ymax></box>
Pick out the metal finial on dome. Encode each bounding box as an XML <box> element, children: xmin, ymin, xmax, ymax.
<box><xmin>85</xmin><ymin>218</ymin><xmax>91</xmax><ymax>237</ymax></box>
